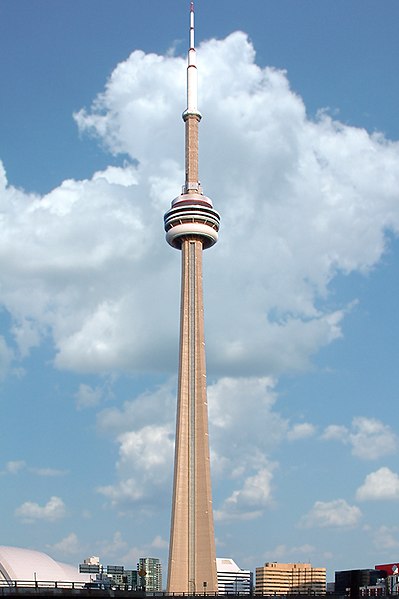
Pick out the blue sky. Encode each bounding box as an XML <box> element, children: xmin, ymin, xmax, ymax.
<box><xmin>1</xmin><ymin>0</ymin><xmax>399</xmax><ymax>584</ymax></box>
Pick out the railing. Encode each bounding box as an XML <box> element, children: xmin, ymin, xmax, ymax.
<box><xmin>0</xmin><ymin>581</ymin><xmax>87</xmax><ymax>589</ymax></box>
<box><xmin>0</xmin><ymin>584</ymin><xmax>352</xmax><ymax>599</ymax></box>
<box><xmin>0</xmin><ymin>585</ymin><xmax>251</xmax><ymax>596</ymax></box>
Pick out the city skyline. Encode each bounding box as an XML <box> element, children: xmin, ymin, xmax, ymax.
<box><xmin>1</xmin><ymin>0</ymin><xmax>399</xmax><ymax>582</ymax></box>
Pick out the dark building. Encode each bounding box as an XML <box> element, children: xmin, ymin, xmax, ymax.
<box><xmin>335</xmin><ymin>569</ymin><xmax>386</xmax><ymax>598</ymax></box>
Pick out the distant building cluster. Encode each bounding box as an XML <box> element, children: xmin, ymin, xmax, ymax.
<box><xmin>78</xmin><ymin>555</ymin><xmax>162</xmax><ymax>591</ymax></box>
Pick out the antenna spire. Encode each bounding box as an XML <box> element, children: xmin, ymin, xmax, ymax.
<box><xmin>189</xmin><ymin>2</ymin><xmax>195</xmax><ymax>51</ymax></box>
<box><xmin>183</xmin><ymin>0</ymin><xmax>201</xmax><ymax>193</ymax></box>
<box><xmin>185</xmin><ymin>0</ymin><xmax>200</xmax><ymax>118</ymax></box>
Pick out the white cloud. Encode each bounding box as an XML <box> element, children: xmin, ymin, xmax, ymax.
<box><xmin>372</xmin><ymin>525</ymin><xmax>399</xmax><ymax>551</ymax></box>
<box><xmin>94</xmin><ymin>533</ymin><xmax>169</xmax><ymax>568</ymax></box>
<box><xmin>30</xmin><ymin>467</ymin><xmax>67</xmax><ymax>477</ymax></box>
<box><xmin>322</xmin><ymin>417</ymin><xmax>397</xmax><ymax>460</ymax></box>
<box><xmin>96</xmin><ymin>381</ymin><xmax>175</xmax><ymax>438</ymax></box>
<box><xmin>97</xmin><ymin>377</ymin><xmax>285</xmax><ymax>518</ymax></box>
<box><xmin>118</xmin><ymin>425</ymin><xmax>173</xmax><ymax>470</ymax></box>
<box><xmin>0</xmin><ymin>33</ymin><xmax>397</xmax><ymax>381</ymax></box>
<box><xmin>75</xmin><ymin>383</ymin><xmax>103</xmax><ymax>410</ymax></box>
<box><xmin>15</xmin><ymin>496</ymin><xmax>66</xmax><ymax>522</ymax></box>
<box><xmin>98</xmin><ymin>478</ymin><xmax>144</xmax><ymax>505</ymax></box>
<box><xmin>208</xmin><ymin>377</ymin><xmax>287</xmax><ymax>475</ymax></box>
<box><xmin>207</xmin><ymin>378</ymin><xmax>284</xmax><ymax>520</ymax></box>
<box><xmin>98</xmin><ymin>531</ymin><xmax>128</xmax><ymax>559</ymax></box>
<box><xmin>322</xmin><ymin>424</ymin><xmax>348</xmax><ymax>442</ymax></box>
<box><xmin>350</xmin><ymin>417</ymin><xmax>397</xmax><ymax>460</ymax></box>
<box><xmin>356</xmin><ymin>467</ymin><xmax>399</xmax><ymax>501</ymax></box>
<box><xmin>208</xmin><ymin>376</ymin><xmax>278</xmax><ymax>430</ymax></box>
<box><xmin>0</xmin><ymin>336</ymin><xmax>13</xmax><ymax>379</ymax></box>
<box><xmin>151</xmin><ymin>535</ymin><xmax>168</xmax><ymax>550</ymax></box>
<box><xmin>6</xmin><ymin>460</ymin><xmax>26</xmax><ymax>474</ymax></box>
<box><xmin>300</xmin><ymin>499</ymin><xmax>362</xmax><ymax>528</ymax></box>
<box><xmin>48</xmin><ymin>532</ymin><xmax>82</xmax><ymax>556</ymax></box>
<box><xmin>287</xmin><ymin>423</ymin><xmax>316</xmax><ymax>441</ymax></box>
<box><xmin>215</xmin><ymin>465</ymin><xmax>276</xmax><ymax>522</ymax></box>
<box><xmin>96</xmin><ymin>381</ymin><xmax>175</xmax><ymax>509</ymax></box>
<box><xmin>97</xmin><ymin>424</ymin><xmax>174</xmax><ymax>508</ymax></box>
<box><xmin>94</xmin><ymin>531</ymin><xmax>167</xmax><ymax>566</ymax></box>
<box><xmin>95</xmin><ymin>375</ymin><xmax>289</xmax><ymax>522</ymax></box>
<box><xmin>266</xmin><ymin>544</ymin><xmax>316</xmax><ymax>561</ymax></box>
<box><xmin>5</xmin><ymin>460</ymin><xmax>65</xmax><ymax>477</ymax></box>
<box><xmin>11</xmin><ymin>318</ymin><xmax>41</xmax><ymax>358</ymax></box>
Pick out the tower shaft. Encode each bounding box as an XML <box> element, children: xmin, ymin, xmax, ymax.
<box><xmin>168</xmin><ymin>238</ymin><xmax>217</xmax><ymax>593</ymax></box>
<box><xmin>185</xmin><ymin>115</ymin><xmax>200</xmax><ymax>191</ymax></box>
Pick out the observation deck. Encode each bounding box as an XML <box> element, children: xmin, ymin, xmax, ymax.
<box><xmin>164</xmin><ymin>192</ymin><xmax>220</xmax><ymax>250</ymax></box>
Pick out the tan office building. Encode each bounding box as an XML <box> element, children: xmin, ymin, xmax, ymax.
<box><xmin>255</xmin><ymin>562</ymin><xmax>326</xmax><ymax>595</ymax></box>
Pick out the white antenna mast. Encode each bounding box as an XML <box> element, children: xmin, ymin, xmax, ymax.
<box><xmin>186</xmin><ymin>1</ymin><xmax>201</xmax><ymax>117</ymax></box>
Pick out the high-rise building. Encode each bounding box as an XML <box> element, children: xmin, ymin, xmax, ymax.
<box><xmin>138</xmin><ymin>557</ymin><xmax>162</xmax><ymax>592</ymax></box>
<box><xmin>79</xmin><ymin>556</ymin><xmax>101</xmax><ymax>575</ymax></box>
<box><xmin>255</xmin><ymin>562</ymin><xmax>326</xmax><ymax>596</ymax></box>
<box><xmin>164</xmin><ymin>2</ymin><xmax>220</xmax><ymax>595</ymax></box>
<box><xmin>217</xmin><ymin>558</ymin><xmax>252</xmax><ymax>595</ymax></box>
<box><xmin>123</xmin><ymin>569</ymin><xmax>138</xmax><ymax>591</ymax></box>
<box><xmin>106</xmin><ymin>565</ymin><xmax>124</xmax><ymax>586</ymax></box>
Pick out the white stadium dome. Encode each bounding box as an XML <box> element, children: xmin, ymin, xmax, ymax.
<box><xmin>0</xmin><ymin>546</ymin><xmax>89</xmax><ymax>583</ymax></box>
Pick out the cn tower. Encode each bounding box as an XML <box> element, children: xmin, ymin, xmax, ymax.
<box><xmin>164</xmin><ymin>2</ymin><xmax>220</xmax><ymax>594</ymax></box>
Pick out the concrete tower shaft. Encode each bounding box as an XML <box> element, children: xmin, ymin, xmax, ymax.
<box><xmin>164</xmin><ymin>1</ymin><xmax>219</xmax><ymax>594</ymax></box>
<box><xmin>184</xmin><ymin>114</ymin><xmax>200</xmax><ymax>191</ymax></box>
<box><xmin>167</xmin><ymin>237</ymin><xmax>217</xmax><ymax>594</ymax></box>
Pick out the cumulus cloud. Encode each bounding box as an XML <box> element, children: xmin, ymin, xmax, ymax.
<box><xmin>322</xmin><ymin>424</ymin><xmax>347</xmax><ymax>442</ymax></box>
<box><xmin>350</xmin><ymin>418</ymin><xmax>397</xmax><ymax>459</ymax></box>
<box><xmin>97</xmin><ymin>531</ymin><xmax>128</xmax><ymax>559</ymax></box>
<box><xmin>151</xmin><ymin>535</ymin><xmax>168</xmax><ymax>550</ymax></box>
<box><xmin>15</xmin><ymin>496</ymin><xmax>66</xmax><ymax>522</ymax></box>
<box><xmin>299</xmin><ymin>499</ymin><xmax>362</xmax><ymax>528</ymax></box>
<box><xmin>96</xmin><ymin>376</ymin><xmax>286</xmax><ymax>517</ymax></box>
<box><xmin>215</xmin><ymin>464</ymin><xmax>276</xmax><ymax>522</ymax></box>
<box><xmin>266</xmin><ymin>544</ymin><xmax>317</xmax><ymax>561</ymax></box>
<box><xmin>208</xmin><ymin>377</ymin><xmax>287</xmax><ymax>476</ymax></box>
<box><xmin>356</xmin><ymin>467</ymin><xmax>399</xmax><ymax>501</ymax></box>
<box><xmin>96</xmin><ymin>382</ymin><xmax>175</xmax><ymax>509</ymax></box>
<box><xmin>98</xmin><ymin>425</ymin><xmax>174</xmax><ymax>507</ymax></box>
<box><xmin>372</xmin><ymin>525</ymin><xmax>399</xmax><ymax>551</ymax></box>
<box><xmin>287</xmin><ymin>423</ymin><xmax>316</xmax><ymax>441</ymax></box>
<box><xmin>48</xmin><ymin>532</ymin><xmax>82</xmax><ymax>556</ymax></box>
<box><xmin>0</xmin><ymin>33</ymin><xmax>397</xmax><ymax>381</ymax></box>
<box><xmin>322</xmin><ymin>417</ymin><xmax>397</xmax><ymax>460</ymax></box>
<box><xmin>75</xmin><ymin>383</ymin><xmax>104</xmax><ymax>410</ymax></box>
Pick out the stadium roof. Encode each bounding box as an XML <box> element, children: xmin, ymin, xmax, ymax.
<box><xmin>0</xmin><ymin>546</ymin><xmax>89</xmax><ymax>583</ymax></box>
